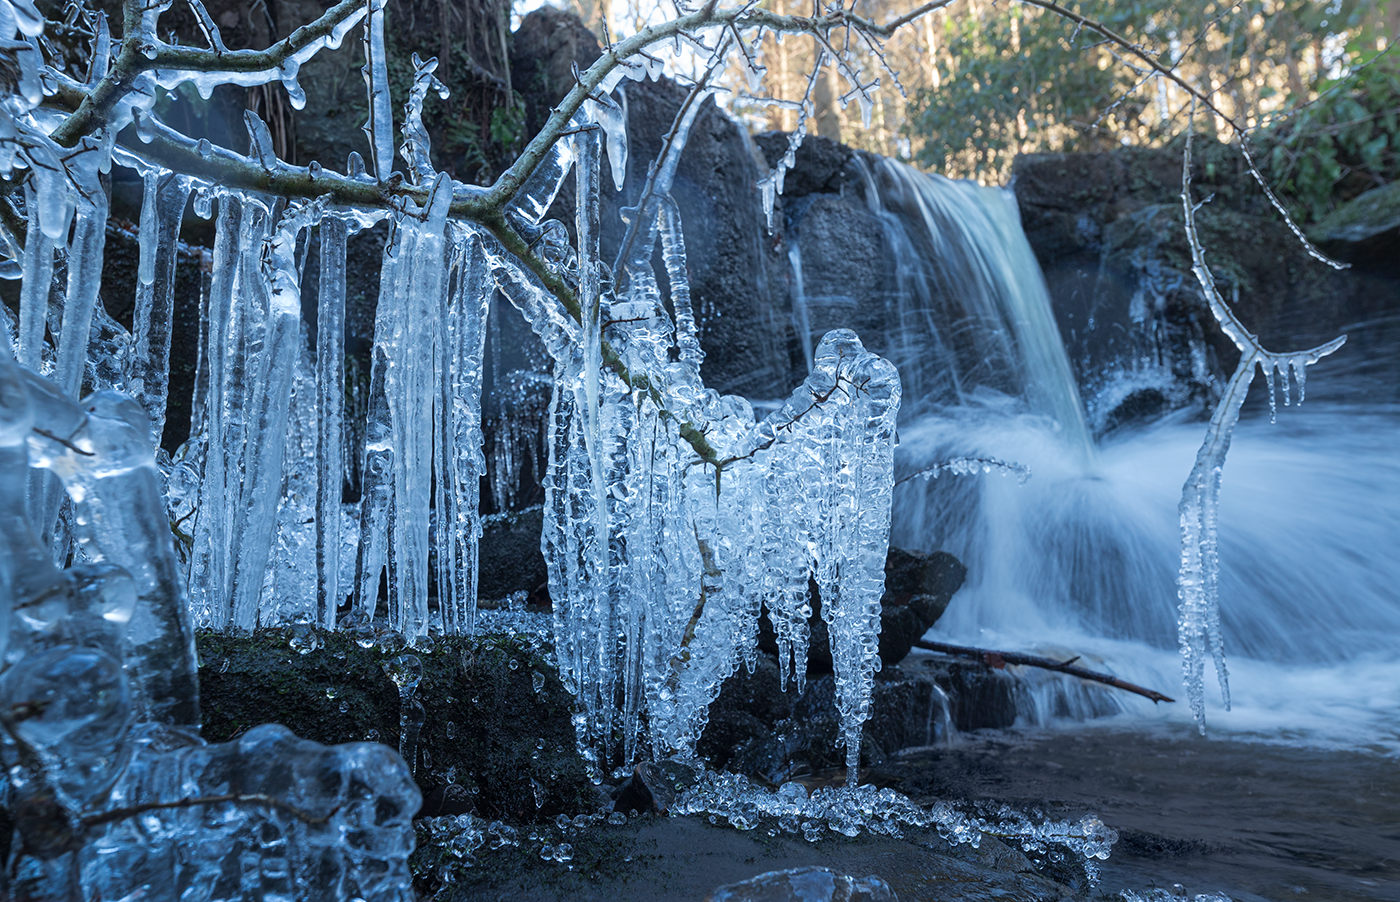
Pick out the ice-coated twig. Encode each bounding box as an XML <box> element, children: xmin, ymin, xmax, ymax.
<box><xmin>400</xmin><ymin>53</ymin><xmax>447</xmax><ymax>185</ymax></box>
<box><xmin>1236</xmin><ymin>137</ymin><xmax>1348</xmax><ymax>271</ymax></box>
<box><xmin>182</xmin><ymin>0</ymin><xmax>228</xmax><ymax>54</ymax></box>
<box><xmin>362</xmin><ymin>0</ymin><xmax>393</xmax><ymax>182</ymax></box>
<box><xmin>51</xmin><ymin>0</ymin><xmax>367</xmax><ymax>147</ymax></box>
<box><xmin>1175</xmin><ymin>117</ymin><xmax>1346</xmax><ymax>733</ymax></box>
<box><xmin>894</xmin><ymin>456</ymin><xmax>1031</xmax><ymax>486</ymax></box>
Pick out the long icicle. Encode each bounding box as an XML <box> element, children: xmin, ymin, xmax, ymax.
<box><xmin>127</xmin><ymin>170</ymin><xmax>193</xmax><ymax>446</ymax></box>
<box><xmin>316</xmin><ymin>217</ymin><xmax>349</xmax><ymax>628</ymax></box>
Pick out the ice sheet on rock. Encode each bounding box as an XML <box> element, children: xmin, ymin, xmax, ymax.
<box><xmin>708</xmin><ymin>867</ymin><xmax>896</xmax><ymax>902</ymax></box>
<box><xmin>1</xmin><ymin>361</ymin><xmax>419</xmax><ymax>901</ymax></box>
<box><xmin>4</xmin><ymin>358</ymin><xmax>199</xmax><ymax>726</ymax></box>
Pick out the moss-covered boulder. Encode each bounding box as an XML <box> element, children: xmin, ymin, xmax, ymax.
<box><xmin>197</xmin><ymin>627</ymin><xmax>592</xmax><ymax>824</ymax></box>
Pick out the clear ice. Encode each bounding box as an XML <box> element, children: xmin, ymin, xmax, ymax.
<box><xmin>1176</xmin><ymin>136</ymin><xmax>1345</xmax><ymax>731</ymax></box>
<box><xmin>3</xmin><ymin>0</ymin><xmax>922</xmax><ymax>892</ymax></box>
<box><xmin>0</xmin><ymin>357</ymin><xmax>419</xmax><ymax>900</ymax></box>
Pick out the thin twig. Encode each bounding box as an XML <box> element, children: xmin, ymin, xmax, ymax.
<box><xmin>914</xmin><ymin>639</ymin><xmax>1176</xmax><ymax>704</ymax></box>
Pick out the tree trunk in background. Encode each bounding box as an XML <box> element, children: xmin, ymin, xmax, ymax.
<box><xmin>813</xmin><ymin>64</ymin><xmax>841</xmax><ymax>143</ymax></box>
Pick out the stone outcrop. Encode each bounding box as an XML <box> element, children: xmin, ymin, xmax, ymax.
<box><xmin>1012</xmin><ymin>147</ymin><xmax>1400</xmax><ymax>432</ymax></box>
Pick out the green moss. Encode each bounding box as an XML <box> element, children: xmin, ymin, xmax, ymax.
<box><xmin>1309</xmin><ymin>180</ymin><xmax>1400</xmax><ymax>244</ymax></box>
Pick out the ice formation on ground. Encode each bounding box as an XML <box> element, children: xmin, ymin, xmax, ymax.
<box><xmin>708</xmin><ymin>866</ymin><xmax>897</xmax><ymax>902</ymax></box>
<box><xmin>675</xmin><ymin>771</ymin><xmax>1117</xmax><ymax>882</ymax></box>
<box><xmin>0</xmin><ymin>357</ymin><xmax>420</xmax><ymax>900</ymax></box>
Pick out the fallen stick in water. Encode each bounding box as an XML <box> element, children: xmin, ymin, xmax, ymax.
<box><xmin>912</xmin><ymin>639</ymin><xmax>1176</xmax><ymax>704</ymax></box>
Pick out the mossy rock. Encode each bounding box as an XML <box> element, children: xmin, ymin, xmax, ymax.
<box><xmin>196</xmin><ymin>627</ymin><xmax>591</xmax><ymax>824</ymax></box>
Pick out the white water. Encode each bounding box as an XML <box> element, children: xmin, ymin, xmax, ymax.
<box><xmin>896</xmin><ymin>400</ymin><xmax>1400</xmax><ymax>753</ymax></box>
<box><xmin>847</xmin><ymin>158</ymin><xmax>1400</xmax><ymax>754</ymax></box>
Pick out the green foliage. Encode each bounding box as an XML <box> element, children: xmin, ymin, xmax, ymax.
<box><xmin>908</xmin><ymin>0</ymin><xmax>1380</xmax><ymax>183</ymax></box>
<box><xmin>1257</xmin><ymin>51</ymin><xmax>1400</xmax><ymax>222</ymax></box>
<box><xmin>489</xmin><ymin>95</ymin><xmax>527</xmax><ymax>150</ymax></box>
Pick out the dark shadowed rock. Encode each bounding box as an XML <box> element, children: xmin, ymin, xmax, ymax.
<box><xmin>1012</xmin><ymin>147</ymin><xmax>1400</xmax><ymax>432</ymax></box>
<box><xmin>476</xmin><ymin>505</ymin><xmax>547</xmax><ymax>601</ymax></box>
<box><xmin>757</xmin><ymin>547</ymin><xmax>965</xmax><ymax>674</ymax></box>
<box><xmin>198</xmin><ymin>628</ymin><xmax>591</xmax><ymax>823</ymax></box>
<box><xmin>1309</xmin><ymin>180</ymin><xmax>1400</xmax><ymax>276</ymax></box>
<box><xmin>754</xmin><ymin>133</ymin><xmax>854</xmax><ymax>199</ymax></box>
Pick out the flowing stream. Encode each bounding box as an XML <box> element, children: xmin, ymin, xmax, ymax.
<box><xmin>816</xmin><ymin>157</ymin><xmax>1400</xmax><ymax>751</ymax></box>
<box><xmin>822</xmin><ymin>157</ymin><xmax>1400</xmax><ymax>900</ymax></box>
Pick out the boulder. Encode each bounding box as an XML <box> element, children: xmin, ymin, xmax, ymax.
<box><xmin>197</xmin><ymin>628</ymin><xmax>592</xmax><ymax>823</ymax></box>
<box><xmin>1309</xmin><ymin>179</ymin><xmax>1400</xmax><ymax>275</ymax></box>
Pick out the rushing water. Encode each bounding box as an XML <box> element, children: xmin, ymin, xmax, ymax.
<box><xmin>809</xmin><ymin>158</ymin><xmax>1400</xmax><ymax>754</ymax></box>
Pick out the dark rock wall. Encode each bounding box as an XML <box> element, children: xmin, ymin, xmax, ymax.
<box><xmin>1012</xmin><ymin>146</ymin><xmax>1400</xmax><ymax>431</ymax></box>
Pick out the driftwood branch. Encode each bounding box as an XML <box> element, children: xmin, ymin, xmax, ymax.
<box><xmin>913</xmin><ymin>639</ymin><xmax>1176</xmax><ymax>704</ymax></box>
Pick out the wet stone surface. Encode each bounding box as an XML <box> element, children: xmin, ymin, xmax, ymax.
<box><xmin>197</xmin><ymin>628</ymin><xmax>592</xmax><ymax>823</ymax></box>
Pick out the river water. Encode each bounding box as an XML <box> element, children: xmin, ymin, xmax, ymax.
<box><xmin>839</xmin><ymin>162</ymin><xmax>1400</xmax><ymax>900</ymax></box>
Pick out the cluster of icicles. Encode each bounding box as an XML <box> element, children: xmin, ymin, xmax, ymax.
<box><xmin>0</xmin><ymin>0</ymin><xmax>899</xmax><ymax>782</ymax></box>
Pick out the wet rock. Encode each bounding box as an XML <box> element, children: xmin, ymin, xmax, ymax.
<box><xmin>706</xmin><ymin>866</ymin><xmax>898</xmax><ymax>902</ymax></box>
<box><xmin>426</xmin><ymin>816</ymin><xmax>1075</xmax><ymax>901</ymax></box>
<box><xmin>702</xmin><ymin>654</ymin><xmax>1011</xmax><ymax>786</ymax></box>
<box><xmin>1012</xmin><ymin>147</ymin><xmax>1400</xmax><ymax>433</ymax></box>
<box><xmin>510</xmin><ymin>7</ymin><xmax>604</xmax><ymax>146</ymax></box>
<box><xmin>197</xmin><ymin>628</ymin><xmax>591</xmax><ymax>824</ymax></box>
<box><xmin>477</xmin><ymin>505</ymin><xmax>548</xmax><ymax>601</ymax></box>
<box><xmin>753</xmin><ymin>133</ymin><xmax>855</xmax><ymax>200</ymax></box>
<box><xmin>878</xmin><ymin>548</ymin><xmax>965</xmax><ymax>666</ymax></box>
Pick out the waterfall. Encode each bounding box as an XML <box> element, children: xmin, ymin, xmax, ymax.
<box><xmin>793</xmin><ymin>157</ymin><xmax>1400</xmax><ymax>749</ymax></box>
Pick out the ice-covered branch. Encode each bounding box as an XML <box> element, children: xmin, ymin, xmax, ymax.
<box><xmin>1175</xmin><ymin>123</ymin><xmax>1346</xmax><ymax>732</ymax></box>
<box><xmin>51</xmin><ymin>0</ymin><xmax>367</xmax><ymax>147</ymax></box>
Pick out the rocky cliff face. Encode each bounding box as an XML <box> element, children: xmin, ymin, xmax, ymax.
<box><xmin>1012</xmin><ymin>147</ymin><xmax>1400</xmax><ymax>432</ymax></box>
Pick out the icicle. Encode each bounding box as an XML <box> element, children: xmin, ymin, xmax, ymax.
<box><xmin>316</xmin><ymin>217</ymin><xmax>349</xmax><ymax>629</ymax></box>
<box><xmin>355</xmin><ymin>346</ymin><xmax>394</xmax><ymax>623</ymax></box>
<box><xmin>658</xmin><ymin>195</ymin><xmax>703</xmax><ymax>372</ymax></box>
<box><xmin>227</xmin><ymin>200</ymin><xmax>323</xmax><ymax>630</ymax></box>
<box><xmin>126</xmin><ymin>170</ymin><xmax>193</xmax><ymax>445</ymax></box>
<box><xmin>586</xmin><ymin>88</ymin><xmax>628</xmax><ymax>192</ymax></box>
<box><xmin>244</xmin><ymin>109</ymin><xmax>278</xmax><ymax>170</ymax></box>
<box><xmin>436</xmin><ymin>228</ymin><xmax>491</xmax><ymax>635</ymax></box>
<box><xmin>362</xmin><ymin>0</ymin><xmax>394</xmax><ymax>182</ymax></box>
<box><xmin>506</xmin><ymin>134</ymin><xmax>577</xmax><ymax>228</ymax></box>
<box><xmin>375</xmin><ymin>174</ymin><xmax>453</xmax><ymax>640</ymax></box>
<box><xmin>53</xmin><ymin>147</ymin><xmax>109</xmax><ymax>400</ymax></box>
<box><xmin>400</xmin><ymin>53</ymin><xmax>447</xmax><ymax>185</ymax></box>
<box><xmin>188</xmin><ymin>195</ymin><xmax>245</xmax><ymax>630</ymax></box>
<box><xmin>16</xmin><ymin>182</ymin><xmax>56</xmax><ymax>372</ymax></box>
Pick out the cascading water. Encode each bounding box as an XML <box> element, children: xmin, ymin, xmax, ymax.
<box><xmin>798</xmin><ymin>155</ymin><xmax>1400</xmax><ymax>750</ymax></box>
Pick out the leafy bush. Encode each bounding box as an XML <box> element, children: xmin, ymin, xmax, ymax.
<box><xmin>1257</xmin><ymin>50</ymin><xmax>1400</xmax><ymax>222</ymax></box>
